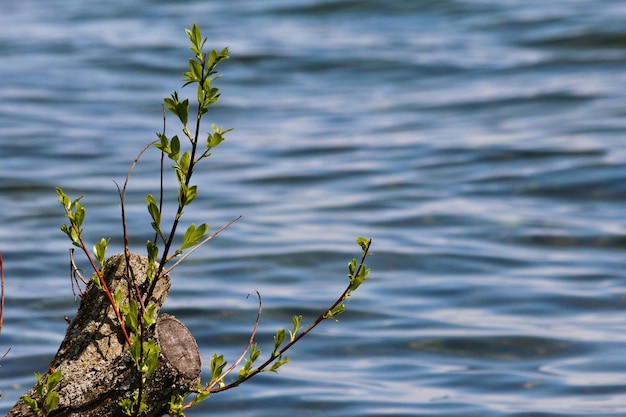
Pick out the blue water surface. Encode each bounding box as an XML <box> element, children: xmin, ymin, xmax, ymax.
<box><xmin>1</xmin><ymin>1</ymin><xmax>626</xmax><ymax>416</ymax></box>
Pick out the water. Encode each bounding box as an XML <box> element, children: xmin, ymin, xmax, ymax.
<box><xmin>1</xmin><ymin>0</ymin><xmax>626</xmax><ymax>415</ymax></box>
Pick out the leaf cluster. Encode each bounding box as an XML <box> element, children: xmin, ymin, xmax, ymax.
<box><xmin>22</xmin><ymin>369</ymin><xmax>62</xmax><ymax>416</ymax></box>
<box><xmin>57</xmin><ymin>189</ymin><xmax>85</xmax><ymax>249</ymax></box>
<box><xmin>325</xmin><ymin>237</ymin><xmax>372</xmax><ymax>320</ymax></box>
<box><xmin>147</xmin><ymin>24</ymin><xmax>231</xmax><ymax>294</ymax></box>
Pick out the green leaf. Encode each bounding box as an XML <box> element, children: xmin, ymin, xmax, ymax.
<box><xmin>46</xmin><ymin>369</ymin><xmax>63</xmax><ymax>393</ymax></box>
<box><xmin>273</xmin><ymin>328</ymin><xmax>286</xmax><ymax>356</ymax></box>
<box><xmin>348</xmin><ymin>261</ymin><xmax>371</xmax><ymax>292</ymax></box>
<box><xmin>181</xmin><ymin>222</ymin><xmax>208</xmax><ymax>250</ymax></box>
<box><xmin>164</xmin><ymin>93</ymin><xmax>189</xmax><ymax>126</ymax></box>
<box><xmin>147</xmin><ymin>240</ymin><xmax>159</xmax><ymax>262</ymax></box>
<box><xmin>249</xmin><ymin>343</ymin><xmax>261</xmax><ymax>362</ymax></box>
<box><xmin>93</xmin><ymin>237</ymin><xmax>109</xmax><ymax>268</ymax></box>
<box><xmin>170</xmin><ymin>135</ymin><xmax>181</xmax><ymax>160</ymax></box>
<box><xmin>207</xmin><ymin>49</ymin><xmax>217</xmax><ymax>68</ymax></box>
<box><xmin>44</xmin><ymin>391</ymin><xmax>60</xmax><ymax>414</ymax></box>
<box><xmin>348</xmin><ymin>258</ymin><xmax>357</xmax><ymax>276</ymax></box>
<box><xmin>178</xmin><ymin>151</ymin><xmax>191</xmax><ymax>177</ymax></box>
<box><xmin>56</xmin><ymin>187</ymin><xmax>71</xmax><ymax>210</ymax></box>
<box><xmin>289</xmin><ymin>315</ymin><xmax>302</xmax><ymax>342</ymax></box>
<box><xmin>114</xmin><ymin>288</ymin><xmax>124</xmax><ymax>311</ymax></box>
<box><xmin>188</xmin><ymin>185</ymin><xmax>198</xmax><ymax>205</ymax></box>
<box><xmin>123</xmin><ymin>299</ymin><xmax>139</xmax><ymax>333</ymax></box>
<box><xmin>190</xmin><ymin>389</ymin><xmax>210</xmax><ymax>407</ymax></box>
<box><xmin>155</xmin><ymin>132</ymin><xmax>170</xmax><ymax>153</ymax></box>
<box><xmin>119</xmin><ymin>398</ymin><xmax>134</xmax><ymax>416</ymax></box>
<box><xmin>188</xmin><ymin>59</ymin><xmax>203</xmax><ymax>82</ymax></box>
<box><xmin>143</xmin><ymin>340</ymin><xmax>160</xmax><ymax>377</ymax></box>
<box><xmin>174</xmin><ymin>165</ymin><xmax>187</xmax><ymax>188</ymax></box>
<box><xmin>59</xmin><ymin>223</ymin><xmax>71</xmax><ymax>240</ymax></box>
<box><xmin>186</xmin><ymin>24</ymin><xmax>206</xmax><ymax>60</ymax></box>
<box><xmin>207</xmin><ymin>132</ymin><xmax>222</xmax><ymax>149</ymax></box>
<box><xmin>209</xmin><ymin>354</ymin><xmax>226</xmax><ymax>382</ymax></box>
<box><xmin>206</xmin><ymin>124</ymin><xmax>231</xmax><ymax>149</ymax></box>
<box><xmin>146</xmin><ymin>194</ymin><xmax>161</xmax><ymax>234</ymax></box>
<box><xmin>73</xmin><ymin>202</ymin><xmax>85</xmax><ymax>227</ymax></box>
<box><xmin>164</xmin><ymin>93</ymin><xmax>178</xmax><ymax>113</ymax></box>
<box><xmin>21</xmin><ymin>395</ymin><xmax>39</xmax><ymax>412</ymax></box>
<box><xmin>178</xmin><ymin>98</ymin><xmax>189</xmax><ymax>126</ymax></box>
<box><xmin>56</xmin><ymin>191</ymin><xmax>89</xmax><ymax>247</ymax></box>
<box><xmin>155</xmin><ymin>133</ymin><xmax>180</xmax><ymax>162</ymax></box>
<box><xmin>238</xmin><ymin>343</ymin><xmax>261</xmax><ymax>381</ymax></box>
<box><xmin>268</xmin><ymin>355</ymin><xmax>290</xmax><ymax>373</ymax></box>
<box><xmin>146</xmin><ymin>240</ymin><xmax>159</xmax><ymax>285</ymax></box>
<box><xmin>136</xmin><ymin>398</ymin><xmax>148</xmax><ymax>414</ymax></box>
<box><xmin>33</xmin><ymin>372</ymin><xmax>43</xmax><ymax>395</ymax></box>
<box><xmin>324</xmin><ymin>304</ymin><xmax>345</xmax><ymax>320</ymax></box>
<box><xmin>168</xmin><ymin>394</ymin><xmax>187</xmax><ymax>417</ymax></box>
<box><xmin>91</xmin><ymin>274</ymin><xmax>104</xmax><ymax>290</ymax></box>
<box><xmin>179</xmin><ymin>184</ymin><xmax>198</xmax><ymax>206</ymax></box>
<box><xmin>120</xmin><ymin>393</ymin><xmax>147</xmax><ymax>415</ymax></box>
<box><xmin>69</xmin><ymin>226</ymin><xmax>81</xmax><ymax>247</ymax></box>
<box><xmin>356</xmin><ymin>236</ymin><xmax>370</xmax><ymax>252</ymax></box>
<box><xmin>129</xmin><ymin>336</ymin><xmax>142</xmax><ymax>368</ymax></box>
<box><xmin>143</xmin><ymin>304</ymin><xmax>158</xmax><ymax>327</ymax></box>
<box><xmin>207</xmin><ymin>47</ymin><xmax>230</xmax><ymax>71</ymax></box>
<box><xmin>238</xmin><ymin>366</ymin><xmax>250</xmax><ymax>381</ymax></box>
<box><xmin>348</xmin><ymin>237</ymin><xmax>372</xmax><ymax>291</ymax></box>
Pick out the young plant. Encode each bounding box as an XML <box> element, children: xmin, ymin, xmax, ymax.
<box><xmin>55</xmin><ymin>24</ymin><xmax>233</xmax><ymax>415</ymax></box>
<box><xmin>48</xmin><ymin>24</ymin><xmax>372</xmax><ymax>417</ymax></box>
<box><xmin>21</xmin><ymin>369</ymin><xmax>62</xmax><ymax>416</ymax></box>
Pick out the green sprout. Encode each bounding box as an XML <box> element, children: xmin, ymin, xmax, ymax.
<box><xmin>22</xmin><ymin>369</ymin><xmax>62</xmax><ymax>416</ymax></box>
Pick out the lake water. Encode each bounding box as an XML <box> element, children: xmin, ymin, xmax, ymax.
<box><xmin>1</xmin><ymin>1</ymin><xmax>626</xmax><ymax>416</ymax></box>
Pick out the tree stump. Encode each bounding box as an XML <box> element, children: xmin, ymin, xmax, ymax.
<box><xmin>8</xmin><ymin>253</ymin><xmax>202</xmax><ymax>417</ymax></box>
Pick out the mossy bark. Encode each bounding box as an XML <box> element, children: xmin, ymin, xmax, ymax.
<box><xmin>8</xmin><ymin>253</ymin><xmax>201</xmax><ymax>417</ymax></box>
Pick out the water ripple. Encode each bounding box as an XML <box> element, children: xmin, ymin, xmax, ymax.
<box><xmin>1</xmin><ymin>0</ymin><xmax>626</xmax><ymax>416</ymax></box>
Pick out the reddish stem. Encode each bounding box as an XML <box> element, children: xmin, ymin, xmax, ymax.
<box><xmin>72</xmin><ymin>225</ymin><xmax>131</xmax><ymax>346</ymax></box>
<box><xmin>212</xmin><ymin>239</ymin><xmax>372</xmax><ymax>393</ymax></box>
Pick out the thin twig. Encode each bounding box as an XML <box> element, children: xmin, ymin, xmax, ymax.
<box><xmin>113</xmin><ymin>141</ymin><xmax>160</xmax><ymax>416</ymax></box>
<box><xmin>115</xmin><ymin>141</ymin><xmax>158</xmax><ymax>311</ymax></box>
<box><xmin>69</xmin><ymin>248</ymin><xmax>88</xmax><ymax>300</ymax></box>
<box><xmin>212</xmin><ymin>292</ymin><xmax>262</xmax><ymax>388</ymax></box>
<box><xmin>115</xmin><ymin>140</ymin><xmax>157</xmax><ymax>262</ymax></box>
<box><xmin>72</xmin><ymin>226</ymin><xmax>132</xmax><ymax>345</ymax></box>
<box><xmin>155</xmin><ymin>105</ymin><xmax>166</xmax><ymax>245</ymax></box>
<box><xmin>212</xmin><ymin>239</ymin><xmax>372</xmax><ymax>392</ymax></box>
<box><xmin>165</xmin><ymin>215</ymin><xmax>242</xmax><ymax>274</ymax></box>
<box><xmin>0</xmin><ymin>347</ymin><xmax>10</xmax><ymax>363</ymax></box>
<box><xmin>154</xmin><ymin>52</ymin><xmax>208</xmax><ymax>288</ymax></box>
<box><xmin>132</xmin><ymin>311</ymin><xmax>146</xmax><ymax>417</ymax></box>
<box><xmin>183</xmin><ymin>291</ymin><xmax>263</xmax><ymax>408</ymax></box>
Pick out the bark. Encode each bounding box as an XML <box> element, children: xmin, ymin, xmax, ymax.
<box><xmin>8</xmin><ymin>253</ymin><xmax>201</xmax><ymax>417</ymax></box>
